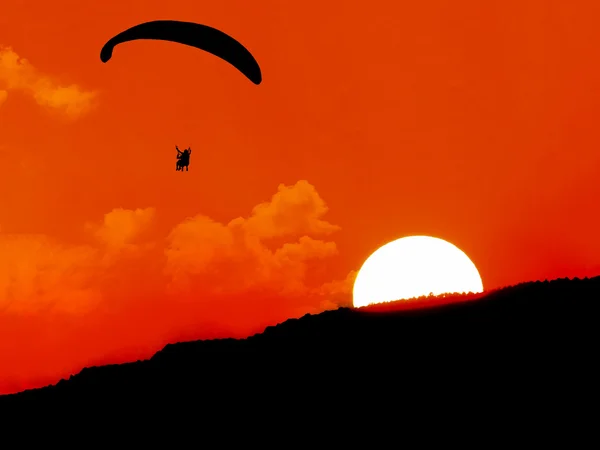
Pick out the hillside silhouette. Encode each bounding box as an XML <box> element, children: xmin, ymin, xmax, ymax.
<box><xmin>2</xmin><ymin>276</ymin><xmax>598</xmax><ymax>436</ymax></box>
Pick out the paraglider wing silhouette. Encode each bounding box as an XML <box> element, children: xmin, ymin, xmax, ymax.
<box><xmin>100</xmin><ymin>20</ymin><xmax>262</xmax><ymax>85</ymax></box>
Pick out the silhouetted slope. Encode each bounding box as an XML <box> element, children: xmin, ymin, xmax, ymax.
<box><xmin>2</xmin><ymin>277</ymin><xmax>599</xmax><ymax>434</ymax></box>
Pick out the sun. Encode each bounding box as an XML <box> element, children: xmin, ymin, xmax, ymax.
<box><xmin>352</xmin><ymin>235</ymin><xmax>484</xmax><ymax>308</ymax></box>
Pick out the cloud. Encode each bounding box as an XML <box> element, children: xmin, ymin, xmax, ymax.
<box><xmin>165</xmin><ymin>181</ymin><xmax>341</xmax><ymax>297</ymax></box>
<box><xmin>0</xmin><ymin>46</ymin><xmax>97</xmax><ymax>118</ymax></box>
<box><xmin>316</xmin><ymin>270</ymin><xmax>357</xmax><ymax>310</ymax></box>
<box><xmin>230</xmin><ymin>180</ymin><xmax>341</xmax><ymax>239</ymax></box>
<box><xmin>0</xmin><ymin>180</ymin><xmax>355</xmax><ymax>394</ymax></box>
<box><xmin>87</xmin><ymin>207</ymin><xmax>156</xmax><ymax>256</ymax></box>
<box><xmin>0</xmin><ymin>181</ymin><xmax>348</xmax><ymax>321</ymax></box>
<box><xmin>0</xmin><ymin>207</ymin><xmax>160</xmax><ymax>316</ymax></box>
<box><xmin>0</xmin><ymin>234</ymin><xmax>101</xmax><ymax>315</ymax></box>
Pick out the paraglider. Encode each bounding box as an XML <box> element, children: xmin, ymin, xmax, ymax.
<box><xmin>100</xmin><ymin>20</ymin><xmax>262</xmax><ymax>85</ymax></box>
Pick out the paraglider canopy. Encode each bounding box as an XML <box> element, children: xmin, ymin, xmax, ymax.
<box><xmin>100</xmin><ymin>20</ymin><xmax>262</xmax><ymax>85</ymax></box>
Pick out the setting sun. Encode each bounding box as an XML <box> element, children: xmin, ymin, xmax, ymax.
<box><xmin>353</xmin><ymin>236</ymin><xmax>484</xmax><ymax>308</ymax></box>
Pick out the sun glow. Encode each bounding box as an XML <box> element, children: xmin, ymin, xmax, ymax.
<box><xmin>353</xmin><ymin>235</ymin><xmax>484</xmax><ymax>308</ymax></box>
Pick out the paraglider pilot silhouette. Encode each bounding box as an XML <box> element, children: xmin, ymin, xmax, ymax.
<box><xmin>176</xmin><ymin>146</ymin><xmax>191</xmax><ymax>171</ymax></box>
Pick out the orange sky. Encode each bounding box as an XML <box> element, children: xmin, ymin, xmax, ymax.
<box><xmin>2</xmin><ymin>0</ymin><xmax>600</xmax><ymax>394</ymax></box>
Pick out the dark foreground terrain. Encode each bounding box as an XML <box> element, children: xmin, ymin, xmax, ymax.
<box><xmin>2</xmin><ymin>277</ymin><xmax>599</xmax><ymax>439</ymax></box>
